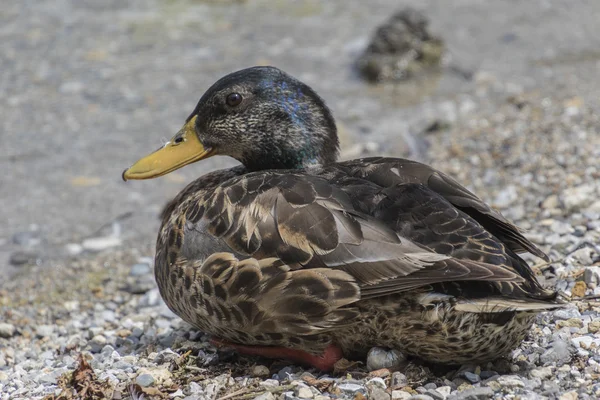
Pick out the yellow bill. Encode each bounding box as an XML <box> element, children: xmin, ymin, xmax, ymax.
<box><xmin>122</xmin><ymin>116</ymin><xmax>215</xmax><ymax>181</ymax></box>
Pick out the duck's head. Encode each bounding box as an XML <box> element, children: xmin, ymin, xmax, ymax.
<box><xmin>123</xmin><ymin>66</ymin><xmax>339</xmax><ymax>180</ymax></box>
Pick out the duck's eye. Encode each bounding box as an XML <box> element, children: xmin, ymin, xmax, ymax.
<box><xmin>226</xmin><ymin>93</ymin><xmax>243</xmax><ymax>107</ymax></box>
<box><xmin>174</xmin><ymin>137</ymin><xmax>184</xmax><ymax>144</ymax></box>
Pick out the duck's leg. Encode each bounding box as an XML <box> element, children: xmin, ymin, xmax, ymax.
<box><xmin>210</xmin><ymin>338</ymin><xmax>343</xmax><ymax>371</ymax></box>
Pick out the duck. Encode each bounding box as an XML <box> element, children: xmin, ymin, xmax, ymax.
<box><xmin>122</xmin><ymin>66</ymin><xmax>563</xmax><ymax>371</ymax></box>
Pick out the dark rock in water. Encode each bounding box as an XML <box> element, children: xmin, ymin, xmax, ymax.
<box><xmin>12</xmin><ymin>230</ymin><xmax>43</xmax><ymax>247</ymax></box>
<box><xmin>357</xmin><ymin>8</ymin><xmax>444</xmax><ymax>83</ymax></box>
<box><xmin>9</xmin><ymin>250</ymin><xmax>40</xmax><ymax>266</ymax></box>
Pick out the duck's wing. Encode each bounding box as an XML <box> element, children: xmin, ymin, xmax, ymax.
<box><xmin>339</xmin><ymin>157</ymin><xmax>550</xmax><ymax>262</ymax></box>
<box><xmin>183</xmin><ymin>172</ymin><xmax>524</xmax><ymax>297</ymax></box>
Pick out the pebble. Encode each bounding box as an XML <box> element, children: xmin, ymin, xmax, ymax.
<box><xmin>559</xmin><ymin>392</ymin><xmax>579</xmax><ymax>400</ymax></box>
<box><xmin>130</xmin><ymin>263</ymin><xmax>151</xmax><ymax>276</ymax></box>
<box><xmin>553</xmin><ymin>307</ymin><xmax>581</xmax><ymax>321</ymax></box>
<box><xmin>0</xmin><ymin>323</ymin><xmax>16</xmax><ymax>338</ymax></box>
<box><xmin>540</xmin><ymin>339</ymin><xmax>573</xmax><ymax>365</ymax></box>
<box><xmin>296</xmin><ymin>386</ymin><xmax>314</xmax><ymax>399</ymax></box>
<box><xmin>494</xmin><ymin>185</ymin><xmax>518</xmax><ymax>207</ymax></box>
<box><xmin>136</xmin><ymin>373</ymin><xmax>155</xmax><ymax>387</ymax></box>
<box><xmin>408</xmin><ymin>395</ymin><xmax>433</xmax><ymax>400</ymax></box>
<box><xmin>252</xmin><ymin>365</ymin><xmax>270</xmax><ymax>378</ymax></box>
<box><xmin>370</xmin><ymin>387</ymin><xmax>391</xmax><ymax>400</ymax></box>
<box><xmin>425</xmin><ymin>389</ymin><xmax>445</xmax><ymax>400</ymax></box>
<box><xmin>562</xmin><ymin>184</ymin><xmax>595</xmax><ymax>211</ymax></box>
<box><xmin>36</xmin><ymin>325</ymin><xmax>54</xmax><ymax>338</ymax></box>
<box><xmin>253</xmin><ymin>393</ymin><xmax>276</xmax><ymax>400</ymax></box>
<box><xmin>392</xmin><ymin>391</ymin><xmax>412</xmax><ymax>400</ymax></box>
<box><xmin>9</xmin><ymin>250</ymin><xmax>40</xmax><ymax>266</ymax></box>
<box><xmin>461</xmin><ymin>371</ymin><xmax>480</xmax><ymax>383</ymax></box>
<box><xmin>588</xmin><ymin>320</ymin><xmax>600</xmax><ymax>333</ymax></box>
<box><xmin>367</xmin><ymin>347</ymin><xmax>406</xmax><ymax>371</ymax></box>
<box><xmin>337</xmin><ymin>382</ymin><xmax>366</xmax><ymax>395</ymax></box>
<box><xmin>584</xmin><ymin>267</ymin><xmax>600</xmax><ymax>286</ymax></box>
<box><xmin>530</xmin><ymin>366</ymin><xmax>553</xmax><ymax>379</ymax></box>
<box><xmin>448</xmin><ymin>387</ymin><xmax>493</xmax><ymax>400</ymax></box>
<box><xmin>277</xmin><ymin>366</ymin><xmax>294</xmax><ymax>381</ymax></box>
<box><xmin>495</xmin><ymin>375</ymin><xmax>525</xmax><ymax>388</ymax></box>
<box><xmin>391</xmin><ymin>372</ymin><xmax>408</xmax><ymax>387</ymax></box>
<box><xmin>572</xmin><ymin>336</ymin><xmax>593</xmax><ymax>349</ymax></box>
<box><xmin>82</xmin><ymin>236</ymin><xmax>122</xmax><ymax>252</ymax></box>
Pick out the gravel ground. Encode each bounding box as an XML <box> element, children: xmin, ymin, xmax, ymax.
<box><xmin>2</xmin><ymin>0</ymin><xmax>600</xmax><ymax>399</ymax></box>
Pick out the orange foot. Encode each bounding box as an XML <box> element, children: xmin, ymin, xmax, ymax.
<box><xmin>210</xmin><ymin>338</ymin><xmax>343</xmax><ymax>371</ymax></box>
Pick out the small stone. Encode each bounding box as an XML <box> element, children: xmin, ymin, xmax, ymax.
<box><xmin>436</xmin><ymin>386</ymin><xmax>451</xmax><ymax>398</ymax></box>
<box><xmin>553</xmin><ymin>307</ymin><xmax>581</xmax><ymax>321</ymax></box>
<box><xmin>139</xmin><ymin>288</ymin><xmax>162</xmax><ymax>307</ymax></box>
<box><xmin>556</xmin><ymin>318</ymin><xmax>584</xmax><ymax>328</ymax></box>
<box><xmin>130</xmin><ymin>263</ymin><xmax>151</xmax><ymax>276</ymax></box>
<box><xmin>9</xmin><ymin>250</ymin><xmax>40</xmax><ymax>266</ymax></box>
<box><xmin>277</xmin><ymin>366</ymin><xmax>294</xmax><ymax>381</ymax></box>
<box><xmin>550</xmin><ymin>220</ymin><xmax>574</xmax><ymax>235</ymax></box>
<box><xmin>36</xmin><ymin>325</ymin><xmax>54</xmax><ymax>338</ymax></box>
<box><xmin>65</xmin><ymin>243</ymin><xmax>83</xmax><ymax>256</ymax></box>
<box><xmin>571</xmin><ymin>281</ymin><xmax>587</xmax><ymax>298</ymax></box>
<box><xmin>588</xmin><ymin>320</ymin><xmax>600</xmax><ymax>333</ymax></box>
<box><xmin>541</xmin><ymin>195</ymin><xmax>560</xmax><ymax>209</ymax></box>
<box><xmin>337</xmin><ymin>383</ymin><xmax>366</xmax><ymax>395</ymax></box>
<box><xmin>559</xmin><ymin>391</ymin><xmax>578</xmax><ymax>400</ymax></box>
<box><xmin>367</xmin><ymin>377</ymin><xmax>387</xmax><ymax>389</ymax></box>
<box><xmin>82</xmin><ymin>236</ymin><xmax>122</xmax><ymax>252</ymax></box>
<box><xmin>12</xmin><ymin>230</ymin><xmax>43</xmax><ymax>246</ymax></box>
<box><xmin>189</xmin><ymin>382</ymin><xmax>202</xmax><ymax>393</ymax></box>
<box><xmin>407</xmin><ymin>395</ymin><xmax>434</xmax><ymax>400</ymax></box>
<box><xmin>369</xmin><ymin>387</ymin><xmax>391</xmax><ymax>400</ymax></box>
<box><xmin>392</xmin><ymin>391</ymin><xmax>412</xmax><ymax>400</ymax></box>
<box><xmin>0</xmin><ymin>371</ymin><xmax>8</xmax><ymax>382</ymax></box>
<box><xmin>426</xmin><ymin>389</ymin><xmax>445</xmax><ymax>400</ymax></box>
<box><xmin>540</xmin><ymin>339</ymin><xmax>572</xmax><ymax>365</ymax></box>
<box><xmin>462</xmin><ymin>372</ymin><xmax>480</xmax><ymax>384</ymax></box>
<box><xmin>450</xmin><ymin>387</ymin><xmax>494</xmax><ymax>400</ymax></box>
<box><xmin>496</xmin><ymin>375</ymin><xmax>524</xmax><ymax>388</ymax></box>
<box><xmin>253</xmin><ymin>393</ymin><xmax>276</xmax><ymax>400</ymax></box>
<box><xmin>0</xmin><ymin>323</ymin><xmax>16</xmax><ymax>338</ymax></box>
<box><xmin>251</xmin><ymin>365</ymin><xmax>270</xmax><ymax>378</ymax></box>
<box><xmin>136</xmin><ymin>373</ymin><xmax>155</xmax><ymax>387</ymax></box>
<box><xmin>584</xmin><ymin>267</ymin><xmax>600</xmax><ymax>286</ymax></box>
<box><xmin>494</xmin><ymin>185</ymin><xmax>518</xmax><ymax>208</ymax></box>
<box><xmin>90</xmin><ymin>335</ymin><xmax>107</xmax><ymax>353</ymax></box>
<box><xmin>259</xmin><ymin>379</ymin><xmax>279</xmax><ymax>387</ymax></box>
<box><xmin>530</xmin><ymin>366</ymin><xmax>553</xmax><ymax>379</ymax></box>
<box><xmin>367</xmin><ymin>347</ymin><xmax>406</xmax><ymax>371</ymax></box>
<box><xmin>562</xmin><ymin>184</ymin><xmax>595</xmax><ymax>212</ymax></box>
<box><xmin>296</xmin><ymin>386</ymin><xmax>314</xmax><ymax>399</ymax></box>
<box><xmin>478</xmin><ymin>371</ymin><xmax>497</xmax><ymax>379</ymax></box>
<box><xmin>391</xmin><ymin>372</ymin><xmax>408</xmax><ymax>387</ymax></box>
<box><xmin>571</xmin><ymin>336</ymin><xmax>593</xmax><ymax>349</ymax></box>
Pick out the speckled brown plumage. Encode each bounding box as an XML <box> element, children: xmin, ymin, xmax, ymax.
<box><xmin>125</xmin><ymin>66</ymin><xmax>564</xmax><ymax>369</ymax></box>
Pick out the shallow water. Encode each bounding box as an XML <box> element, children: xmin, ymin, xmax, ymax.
<box><xmin>1</xmin><ymin>0</ymin><xmax>600</xmax><ymax>276</ymax></box>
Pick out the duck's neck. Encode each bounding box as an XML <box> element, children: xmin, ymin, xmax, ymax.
<box><xmin>240</xmin><ymin>123</ymin><xmax>340</xmax><ymax>172</ymax></box>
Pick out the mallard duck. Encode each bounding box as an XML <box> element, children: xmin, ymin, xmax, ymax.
<box><xmin>123</xmin><ymin>66</ymin><xmax>563</xmax><ymax>371</ymax></box>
